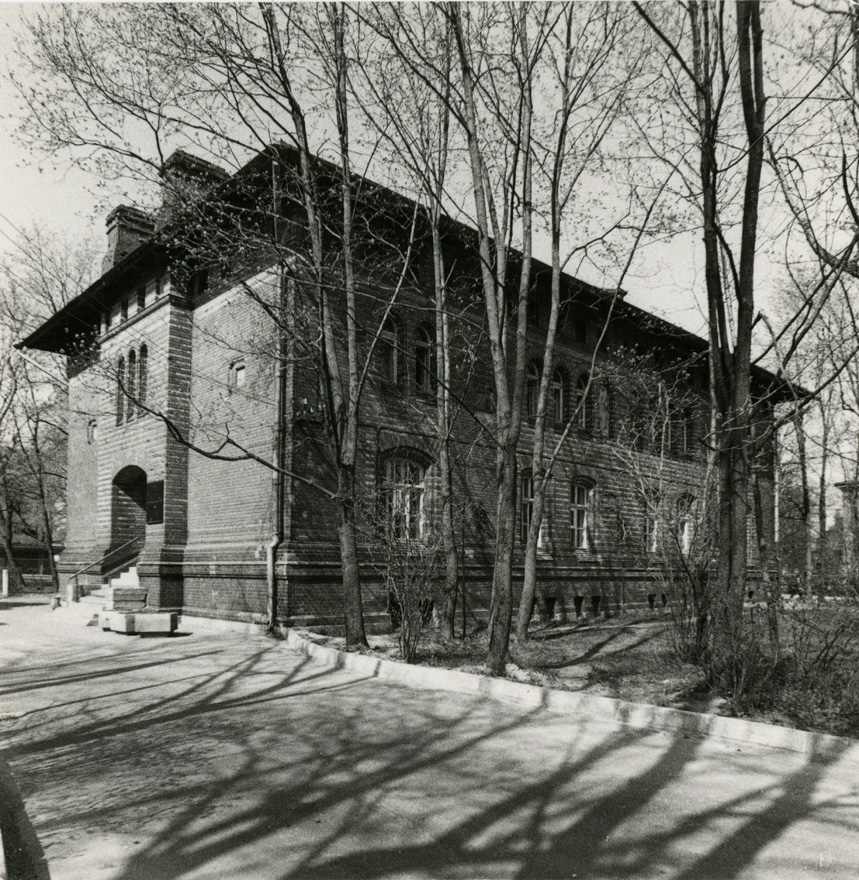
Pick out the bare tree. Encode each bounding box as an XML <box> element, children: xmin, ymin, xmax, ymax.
<box><xmin>630</xmin><ymin>1</ymin><xmax>776</xmax><ymax>670</ymax></box>
<box><xmin>13</xmin><ymin>3</ymin><xmax>437</xmax><ymax>645</ymax></box>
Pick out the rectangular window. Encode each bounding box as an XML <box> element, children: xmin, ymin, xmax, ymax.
<box><xmin>229</xmin><ymin>360</ymin><xmax>246</xmax><ymax>391</ymax></box>
<box><xmin>146</xmin><ymin>481</ymin><xmax>164</xmax><ymax>525</ymax></box>
<box><xmin>136</xmin><ymin>286</ymin><xmax>146</xmax><ymax>312</ymax></box>
<box><xmin>642</xmin><ymin>498</ymin><xmax>659</xmax><ymax>553</ymax></box>
<box><xmin>121</xmin><ymin>296</ymin><xmax>129</xmax><ymax>322</ymax></box>
<box><xmin>571</xmin><ymin>482</ymin><xmax>592</xmax><ymax>550</ymax></box>
<box><xmin>520</xmin><ymin>475</ymin><xmax>534</xmax><ymax>544</ymax></box>
<box><xmin>383</xmin><ymin>458</ymin><xmax>425</xmax><ymax>540</ymax></box>
<box><xmin>551</xmin><ymin>376</ymin><xmax>564</xmax><ymax>422</ymax></box>
<box><xmin>520</xmin><ymin>475</ymin><xmax>546</xmax><ymax>547</ymax></box>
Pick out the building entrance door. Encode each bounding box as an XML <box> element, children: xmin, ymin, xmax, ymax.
<box><xmin>111</xmin><ymin>465</ymin><xmax>147</xmax><ymax>554</ymax></box>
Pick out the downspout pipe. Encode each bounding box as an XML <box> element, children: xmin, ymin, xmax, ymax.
<box><xmin>267</xmin><ymin>262</ymin><xmax>289</xmax><ymax>630</ymax></box>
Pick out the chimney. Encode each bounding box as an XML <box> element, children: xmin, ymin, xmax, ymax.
<box><xmin>157</xmin><ymin>150</ymin><xmax>230</xmax><ymax>230</ymax></box>
<box><xmin>102</xmin><ymin>205</ymin><xmax>155</xmax><ymax>273</ymax></box>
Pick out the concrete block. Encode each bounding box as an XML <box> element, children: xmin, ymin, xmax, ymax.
<box><xmin>98</xmin><ymin>611</ymin><xmax>113</xmax><ymax>631</ymax></box>
<box><xmin>110</xmin><ymin>613</ymin><xmax>136</xmax><ymax>634</ymax></box>
<box><xmin>133</xmin><ymin>612</ymin><xmax>177</xmax><ymax>634</ymax></box>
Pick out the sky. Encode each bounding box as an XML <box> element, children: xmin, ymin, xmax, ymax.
<box><xmin>0</xmin><ymin>1</ymin><xmax>825</xmax><ymax>343</ymax></box>
<box><xmin>0</xmin><ymin>6</ymin><xmax>97</xmax><ymax>236</ymax></box>
<box><xmin>0</xmin><ymin>1</ymin><xmax>717</xmax><ymax>334</ymax></box>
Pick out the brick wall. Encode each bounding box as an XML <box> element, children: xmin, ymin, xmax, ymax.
<box><xmin>56</xmin><ymin>205</ymin><xmax>772</xmax><ymax>631</ymax></box>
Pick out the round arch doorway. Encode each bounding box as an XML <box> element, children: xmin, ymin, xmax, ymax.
<box><xmin>111</xmin><ymin>465</ymin><xmax>148</xmax><ymax>553</ymax></box>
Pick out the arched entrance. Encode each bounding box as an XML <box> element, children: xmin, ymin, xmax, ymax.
<box><xmin>111</xmin><ymin>465</ymin><xmax>147</xmax><ymax>552</ymax></box>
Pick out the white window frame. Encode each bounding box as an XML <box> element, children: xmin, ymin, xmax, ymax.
<box><xmin>575</xmin><ymin>374</ymin><xmax>591</xmax><ymax>432</ymax></box>
<box><xmin>570</xmin><ymin>481</ymin><xmax>593</xmax><ymax>550</ymax></box>
<box><xmin>383</xmin><ymin>457</ymin><xmax>426</xmax><ymax>541</ymax></box>
<box><xmin>519</xmin><ymin>474</ymin><xmax>546</xmax><ymax>547</ymax></box>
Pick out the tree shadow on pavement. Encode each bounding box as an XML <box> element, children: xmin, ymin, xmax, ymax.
<box><xmin>3</xmin><ymin>626</ymin><xmax>856</xmax><ymax>880</ymax></box>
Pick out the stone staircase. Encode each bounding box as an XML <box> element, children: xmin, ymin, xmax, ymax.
<box><xmin>70</xmin><ymin>564</ymin><xmax>146</xmax><ymax>621</ymax></box>
<box><xmin>70</xmin><ymin>563</ymin><xmax>176</xmax><ymax>635</ymax></box>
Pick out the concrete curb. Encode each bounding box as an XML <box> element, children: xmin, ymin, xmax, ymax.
<box><xmin>286</xmin><ymin>630</ymin><xmax>859</xmax><ymax>769</ymax></box>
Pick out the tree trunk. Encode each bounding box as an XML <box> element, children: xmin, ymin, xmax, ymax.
<box><xmin>793</xmin><ymin>408</ymin><xmax>813</xmax><ymax>593</ymax></box>
<box><xmin>752</xmin><ymin>467</ymin><xmax>779</xmax><ymax>652</ymax></box>
<box><xmin>31</xmin><ymin>426</ymin><xmax>60</xmax><ymax>593</ymax></box>
<box><xmin>817</xmin><ymin>400</ymin><xmax>829</xmax><ymax>596</ymax></box>
<box><xmin>432</xmin><ymin>212</ymin><xmax>458</xmax><ymax>641</ymax></box>
<box><xmin>437</xmin><ymin>438</ymin><xmax>458</xmax><ymax>640</ymax></box>
<box><xmin>0</xmin><ymin>482</ymin><xmax>24</xmax><ymax>593</ymax></box>
<box><xmin>487</xmin><ymin>445</ymin><xmax>517</xmax><ymax>673</ymax></box>
<box><xmin>338</xmin><ymin>467</ymin><xmax>368</xmax><ymax>648</ymax></box>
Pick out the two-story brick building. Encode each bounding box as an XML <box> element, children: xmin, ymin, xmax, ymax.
<box><xmin>20</xmin><ymin>146</ymin><xmax>781</xmax><ymax>631</ymax></box>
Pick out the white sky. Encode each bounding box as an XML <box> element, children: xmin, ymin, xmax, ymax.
<box><xmin>0</xmin><ymin>1</ymin><xmax>711</xmax><ymax>333</ymax></box>
<box><xmin>0</xmin><ymin>1</ymin><xmax>826</xmax><ymax>341</ymax></box>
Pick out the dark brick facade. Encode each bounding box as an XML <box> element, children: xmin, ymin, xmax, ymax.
<box><xmin>24</xmin><ymin>148</ymin><xmax>778</xmax><ymax>631</ymax></box>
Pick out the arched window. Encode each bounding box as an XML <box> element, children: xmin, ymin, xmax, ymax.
<box><xmin>414</xmin><ymin>324</ymin><xmax>436</xmax><ymax>395</ymax></box>
<box><xmin>127</xmin><ymin>350</ymin><xmax>137</xmax><ymax>419</ymax></box>
<box><xmin>551</xmin><ymin>368</ymin><xmax>566</xmax><ymax>423</ymax></box>
<box><xmin>116</xmin><ymin>356</ymin><xmax>125</xmax><ymax>426</ymax></box>
<box><xmin>526</xmin><ymin>360</ymin><xmax>541</xmax><ymax>418</ymax></box>
<box><xmin>382</xmin><ymin>455</ymin><xmax>426</xmax><ymax>540</ymax></box>
<box><xmin>575</xmin><ymin>373</ymin><xmax>593</xmax><ymax>432</ymax></box>
<box><xmin>378</xmin><ymin>315</ymin><xmax>401</xmax><ymax>385</ymax></box>
<box><xmin>138</xmin><ymin>345</ymin><xmax>148</xmax><ymax>415</ymax></box>
<box><xmin>570</xmin><ymin>480</ymin><xmax>593</xmax><ymax>550</ymax></box>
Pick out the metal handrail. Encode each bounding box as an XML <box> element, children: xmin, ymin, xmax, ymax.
<box><xmin>66</xmin><ymin>537</ymin><xmax>142</xmax><ymax>601</ymax></box>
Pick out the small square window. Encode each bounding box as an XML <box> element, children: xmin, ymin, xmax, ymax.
<box><xmin>229</xmin><ymin>360</ymin><xmax>246</xmax><ymax>391</ymax></box>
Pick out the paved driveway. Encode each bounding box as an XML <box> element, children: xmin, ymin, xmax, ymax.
<box><xmin>1</xmin><ymin>598</ymin><xmax>857</xmax><ymax>880</ymax></box>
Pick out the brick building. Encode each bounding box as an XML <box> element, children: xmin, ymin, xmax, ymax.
<box><xmin>21</xmin><ymin>147</ymin><xmax>781</xmax><ymax>630</ymax></box>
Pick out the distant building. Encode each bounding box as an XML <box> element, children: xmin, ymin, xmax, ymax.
<box><xmin>21</xmin><ymin>147</ymin><xmax>786</xmax><ymax>629</ymax></box>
